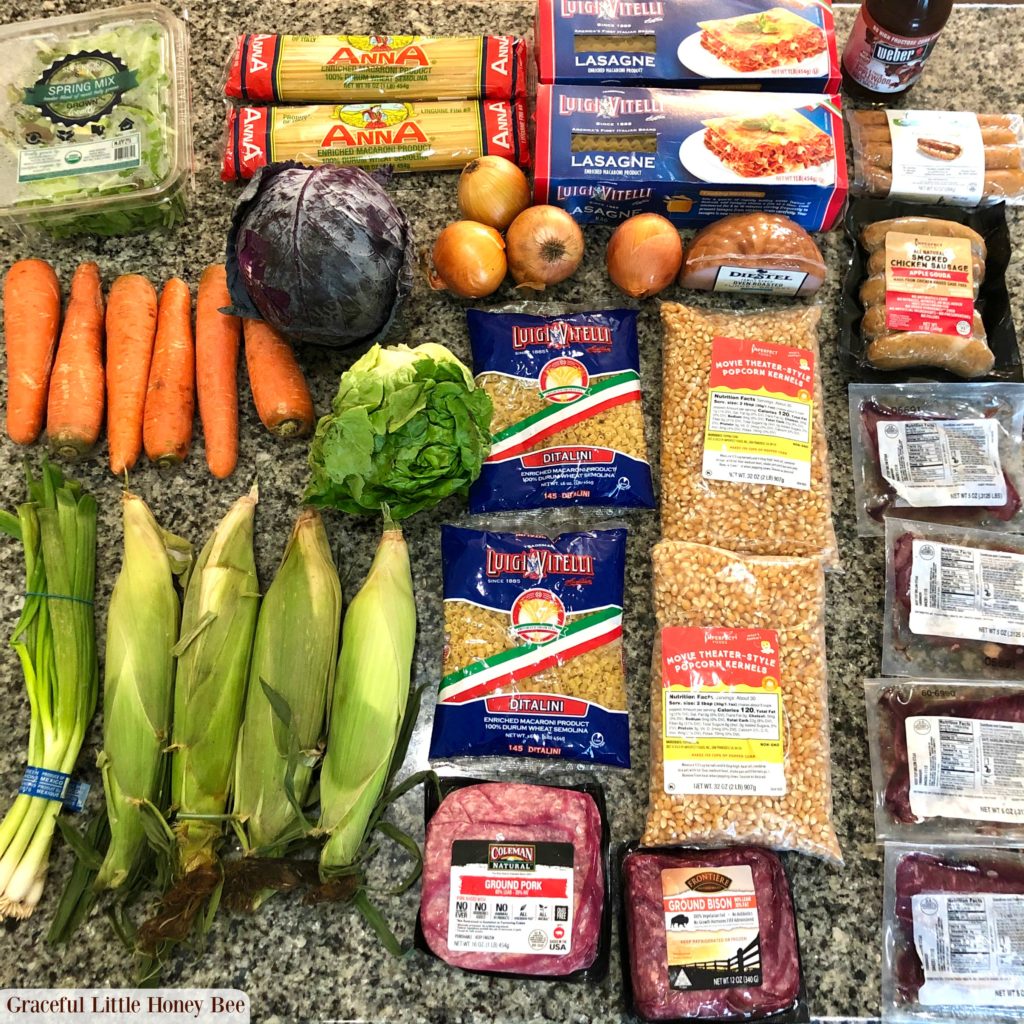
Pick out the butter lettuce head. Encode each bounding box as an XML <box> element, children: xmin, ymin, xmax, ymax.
<box><xmin>305</xmin><ymin>343</ymin><xmax>493</xmax><ymax>520</ymax></box>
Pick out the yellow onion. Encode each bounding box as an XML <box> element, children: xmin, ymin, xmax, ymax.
<box><xmin>458</xmin><ymin>156</ymin><xmax>531</xmax><ymax>231</ymax></box>
<box><xmin>506</xmin><ymin>205</ymin><xmax>584</xmax><ymax>290</ymax></box>
<box><xmin>606</xmin><ymin>214</ymin><xmax>682</xmax><ymax>299</ymax></box>
<box><xmin>428</xmin><ymin>221</ymin><xmax>507</xmax><ymax>299</ymax></box>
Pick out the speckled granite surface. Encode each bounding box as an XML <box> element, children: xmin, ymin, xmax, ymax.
<box><xmin>0</xmin><ymin>0</ymin><xmax>1020</xmax><ymax>1020</ymax></box>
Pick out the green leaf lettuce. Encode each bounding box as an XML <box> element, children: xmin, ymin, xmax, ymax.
<box><xmin>305</xmin><ymin>343</ymin><xmax>493</xmax><ymax>520</ymax></box>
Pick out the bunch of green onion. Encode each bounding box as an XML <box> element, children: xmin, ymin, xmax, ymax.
<box><xmin>0</xmin><ymin>462</ymin><xmax>97</xmax><ymax>919</ymax></box>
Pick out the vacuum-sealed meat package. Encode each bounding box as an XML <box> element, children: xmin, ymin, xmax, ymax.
<box><xmin>418</xmin><ymin>779</ymin><xmax>609</xmax><ymax>979</ymax></box>
<box><xmin>622</xmin><ymin>845</ymin><xmax>807</xmax><ymax>1022</ymax></box>
<box><xmin>839</xmin><ymin>198</ymin><xmax>1021</xmax><ymax>384</ymax></box>
<box><xmin>882</xmin><ymin>518</ymin><xmax>1024</xmax><ymax>679</ymax></box>
<box><xmin>883</xmin><ymin>844</ymin><xmax>1024</xmax><ymax>1024</ymax></box>
<box><xmin>644</xmin><ymin>540</ymin><xmax>841</xmax><ymax>864</ymax></box>
<box><xmin>865</xmin><ymin>679</ymin><xmax>1024</xmax><ymax>846</ymax></box>
<box><xmin>849</xmin><ymin>383</ymin><xmax>1024</xmax><ymax>536</ymax></box>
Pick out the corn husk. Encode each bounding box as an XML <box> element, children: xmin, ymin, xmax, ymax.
<box><xmin>319</xmin><ymin>520</ymin><xmax>416</xmax><ymax>873</ymax></box>
<box><xmin>170</xmin><ymin>487</ymin><xmax>260</xmax><ymax>875</ymax></box>
<box><xmin>233</xmin><ymin>509</ymin><xmax>341</xmax><ymax>856</ymax></box>
<box><xmin>96</xmin><ymin>493</ymin><xmax>191</xmax><ymax>890</ymax></box>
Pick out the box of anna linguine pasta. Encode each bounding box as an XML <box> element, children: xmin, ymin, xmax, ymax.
<box><xmin>536</xmin><ymin>0</ymin><xmax>840</xmax><ymax>92</ymax></box>
<box><xmin>533</xmin><ymin>84</ymin><xmax>848</xmax><ymax>230</ymax></box>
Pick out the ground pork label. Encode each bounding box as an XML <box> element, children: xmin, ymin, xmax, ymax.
<box><xmin>661</xmin><ymin>627</ymin><xmax>785</xmax><ymax>797</ymax></box>
<box><xmin>447</xmin><ymin>840</ymin><xmax>574</xmax><ymax>956</ymax></box>
<box><xmin>913</xmin><ymin>892</ymin><xmax>1024</xmax><ymax>1007</ymax></box>
<box><xmin>907</xmin><ymin>715</ymin><xmax>1024</xmax><ymax>823</ymax></box>
<box><xmin>660</xmin><ymin>865</ymin><xmax>763</xmax><ymax>992</ymax></box>
<box><xmin>702</xmin><ymin>336</ymin><xmax>814</xmax><ymax>491</ymax></box>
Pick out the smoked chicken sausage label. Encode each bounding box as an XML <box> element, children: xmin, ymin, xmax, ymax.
<box><xmin>883</xmin><ymin>232</ymin><xmax>976</xmax><ymax>338</ymax></box>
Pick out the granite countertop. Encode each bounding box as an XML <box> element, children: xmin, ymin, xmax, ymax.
<box><xmin>0</xmin><ymin>0</ymin><xmax>1021</xmax><ymax>1021</ymax></box>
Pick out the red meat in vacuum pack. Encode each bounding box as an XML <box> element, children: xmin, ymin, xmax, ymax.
<box><xmin>420</xmin><ymin>783</ymin><xmax>604</xmax><ymax>976</ymax></box>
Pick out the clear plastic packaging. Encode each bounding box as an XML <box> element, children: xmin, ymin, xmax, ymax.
<box><xmin>642</xmin><ymin>539</ymin><xmax>841</xmax><ymax>864</ymax></box>
<box><xmin>865</xmin><ymin>679</ymin><xmax>1024</xmax><ymax>846</ymax></box>
<box><xmin>678</xmin><ymin>213</ymin><xmax>826</xmax><ymax>296</ymax></box>
<box><xmin>849</xmin><ymin>383</ymin><xmax>1024</xmax><ymax>536</ymax></box>
<box><xmin>882</xmin><ymin>517</ymin><xmax>1024</xmax><ymax>680</ymax></box>
<box><xmin>883</xmin><ymin>843</ymin><xmax>1024</xmax><ymax>1024</ymax></box>
<box><xmin>659</xmin><ymin>303</ymin><xmax>838</xmax><ymax>566</ymax></box>
<box><xmin>428</xmin><ymin>523</ymin><xmax>630</xmax><ymax>768</ymax></box>
<box><xmin>466</xmin><ymin>305</ymin><xmax>655</xmax><ymax>515</ymax></box>
<box><xmin>0</xmin><ymin>2</ymin><xmax>192</xmax><ymax>237</ymax></box>
<box><xmin>620</xmin><ymin>843</ymin><xmax>808</xmax><ymax>1023</ymax></box>
<box><xmin>848</xmin><ymin>109</ymin><xmax>1024</xmax><ymax>206</ymax></box>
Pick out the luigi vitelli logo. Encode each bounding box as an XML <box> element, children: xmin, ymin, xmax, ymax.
<box><xmin>24</xmin><ymin>51</ymin><xmax>138</xmax><ymax>126</ymax></box>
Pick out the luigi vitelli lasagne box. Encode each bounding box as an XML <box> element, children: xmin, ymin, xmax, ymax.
<box><xmin>536</xmin><ymin>0</ymin><xmax>840</xmax><ymax>92</ymax></box>
<box><xmin>534</xmin><ymin>85</ymin><xmax>848</xmax><ymax>230</ymax></box>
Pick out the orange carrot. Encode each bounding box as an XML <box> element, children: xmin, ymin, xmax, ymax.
<box><xmin>196</xmin><ymin>265</ymin><xmax>241</xmax><ymax>479</ymax></box>
<box><xmin>106</xmin><ymin>274</ymin><xmax>158</xmax><ymax>475</ymax></box>
<box><xmin>243</xmin><ymin>319</ymin><xmax>315</xmax><ymax>438</ymax></box>
<box><xmin>143</xmin><ymin>277</ymin><xmax>194</xmax><ymax>468</ymax></box>
<box><xmin>46</xmin><ymin>262</ymin><xmax>105</xmax><ymax>460</ymax></box>
<box><xmin>4</xmin><ymin>259</ymin><xmax>61</xmax><ymax>445</ymax></box>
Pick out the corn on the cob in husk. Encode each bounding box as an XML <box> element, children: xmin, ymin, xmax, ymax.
<box><xmin>170</xmin><ymin>487</ymin><xmax>260</xmax><ymax>875</ymax></box>
<box><xmin>96</xmin><ymin>494</ymin><xmax>192</xmax><ymax>890</ymax></box>
<box><xmin>319</xmin><ymin>520</ymin><xmax>416</xmax><ymax>873</ymax></box>
<box><xmin>233</xmin><ymin>509</ymin><xmax>341</xmax><ymax>856</ymax></box>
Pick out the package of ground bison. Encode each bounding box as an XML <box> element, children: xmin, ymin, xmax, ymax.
<box><xmin>643</xmin><ymin>539</ymin><xmax>841</xmax><ymax>864</ymax></box>
<box><xmin>883</xmin><ymin>844</ymin><xmax>1024</xmax><ymax>1024</ymax></box>
<box><xmin>417</xmin><ymin>776</ymin><xmax>611</xmax><ymax>981</ymax></box>
<box><xmin>620</xmin><ymin>843</ymin><xmax>809</xmax><ymax>1023</ymax></box>
<box><xmin>659</xmin><ymin>302</ymin><xmax>838</xmax><ymax>566</ymax></box>
<box><xmin>849</xmin><ymin>383</ymin><xmax>1024</xmax><ymax>537</ymax></box>
<box><xmin>467</xmin><ymin>305</ymin><xmax>655</xmax><ymax>514</ymax></box>
<box><xmin>428</xmin><ymin>524</ymin><xmax>629</xmax><ymax>767</ymax></box>
<box><xmin>882</xmin><ymin>517</ymin><xmax>1024</xmax><ymax>680</ymax></box>
<box><xmin>865</xmin><ymin>678</ymin><xmax>1024</xmax><ymax>847</ymax></box>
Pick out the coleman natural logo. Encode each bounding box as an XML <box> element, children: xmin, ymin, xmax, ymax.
<box><xmin>326</xmin><ymin>35</ymin><xmax>429</xmax><ymax>67</ymax></box>
<box><xmin>685</xmin><ymin>870</ymin><xmax>733</xmax><ymax>893</ymax></box>
<box><xmin>488</xmin><ymin>844</ymin><xmax>537</xmax><ymax>871</ymax></box>
<box><xmin>321</xmin><ymin>103</ymin><xmax>425</xmax><ymax>148</ymax></box>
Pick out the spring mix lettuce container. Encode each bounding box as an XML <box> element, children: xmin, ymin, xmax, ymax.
<box><xmin>0</xmin><ymin>2</ymin><xmax>192</xmax><ymax>237</ymax></box>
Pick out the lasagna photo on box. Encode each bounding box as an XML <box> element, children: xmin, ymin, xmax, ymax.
<box><xmin>698</xmin><ymin>107</ymin><xmax>836</xmax><ymax>180</ymax></box>
<box><xmin>696</xmin><ymin>7</ymin><xmax>827</xmax><ymax>73</ymax></box>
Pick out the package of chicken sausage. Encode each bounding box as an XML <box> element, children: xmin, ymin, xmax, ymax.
<box><xmin>839</xmin><ymin>198</ymin><xmax>1021</xmax><ymax>383</ymax></box>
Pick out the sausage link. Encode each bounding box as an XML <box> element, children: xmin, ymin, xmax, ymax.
<box><xmin>853</xmin><ymin>124</ymin><xmax>1019</xmax><ymax>146</ymax></box>
<box><xmin>849</xmin><ymin>110</ymin><xmax>1018</xmax><ymax>130</ymax></box>
<box><xmin>860</xmin><ymin>217</ymin><xmax>987</xmax><ymax>257</ymax></box>
<box><xmin>866</xmin><ymin>333</ymin><xmax>996</xmax><ymax>378</ymax></box>
<box><xmin>858</xmin><ymin>143</ymin><xmax>1023</xmax><ymax>171</ymax></box>
<box><xmin>860</xmin><ymin>166</ymin><xmax>1024</xmax><ymax>200</ymax></box>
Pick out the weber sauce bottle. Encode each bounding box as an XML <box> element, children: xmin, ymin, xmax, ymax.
<box><xmin>841</xmin><ymin>0</ymin><xmax>953</xmax><ymax>99</ymax></box>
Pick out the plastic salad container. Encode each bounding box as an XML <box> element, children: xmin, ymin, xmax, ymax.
<box><xmin>0</xmin><ymin>2</ymin><xmax>192</xmax><ymax>237</ymax></box>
